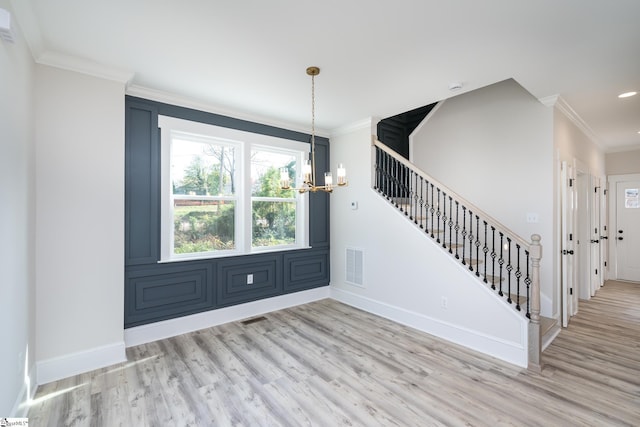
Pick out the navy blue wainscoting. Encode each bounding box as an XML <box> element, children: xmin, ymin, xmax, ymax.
<box><xmin>217</xmin><ymin>254</ymin><xmax>283</xmax><ymax>307</ymax></box>
<box><xmin>124</xmin><ymin>96</ymin><xmax>330</xmax><ymax>328</ymax></box>
<box><xmin>125</xmin><ymin>262</ymin><xmax>215</xmax><ymax>327</ymax></box>
<box><xmin>284</xmin><ymin>250</ymin><xmax>330</xmax><ymax>292</ymax></box>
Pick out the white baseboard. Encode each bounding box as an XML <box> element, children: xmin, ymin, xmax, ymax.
<box><xmin>11</xmin><ymin>365</ymin><xmax>37</xmax><ymax>418</ymax></box>
<box><xmin>125</xmin><ymin>287</ymin><xmax>330</xmax><ymax>347</ymax></box>
<box><xmin>330</xmin><ymin>287</ymin><xmax>528</xmax><ymax>368</ymax></box>
<box><xmin>36</xmin><ymin>341</ymin><xmax>126</xmax><ymax>385</ymax></box>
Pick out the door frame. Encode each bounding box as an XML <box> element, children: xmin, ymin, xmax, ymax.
<box><xmin>560</xmin><ymin>160</ymin><xmax>577</xmax><ymax>326</ymax></box>
<box><xmin>590</xmin><ymin>176</ymin><xmax>603</xmax><ymax>296</ymax></box>
<box><xmin>608</xmin><ymin>173</ymin><xmax>640</xmax><ymax>281</ymax></box>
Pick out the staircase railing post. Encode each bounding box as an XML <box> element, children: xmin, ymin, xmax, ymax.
<box><xmin>528</xmin><ymin>234</ymin><xmax>542</xmax><ymax>371</ymax></box>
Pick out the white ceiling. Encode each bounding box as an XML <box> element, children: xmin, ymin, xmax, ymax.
<box><xmin>12</xmin><ymin>0</ymin><xmax>640</xmax><ymax>151</ymax></box>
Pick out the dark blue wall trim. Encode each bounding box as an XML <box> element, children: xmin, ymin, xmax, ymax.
<box><xmin>125</xmin><ymin>261</ymin><xmax>215</xmax><ymax>327</ymax></box>
<box><xmin>284</xmin><ymin>250</ymin><xmax>329</xmax><ymax>292</ymax></box>
<box><xmin>217</xmin><ymin>254</ymin><xmax>283</xmax><ymax>307</ymax></box>
<box><xmin>124</xmin><ymin>96</ymin><xmax>330</xmax><ymax>328</ymax></box>
<box><xmin>126</xmin><ymin>95</ymin><xmax>327</xmax><ymax>145</ymax></box>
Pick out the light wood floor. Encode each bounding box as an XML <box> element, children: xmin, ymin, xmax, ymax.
<box><xmin>29</xmin><ymin>280</ymin><xmax>640</xmax><ymax>426</ymax></box>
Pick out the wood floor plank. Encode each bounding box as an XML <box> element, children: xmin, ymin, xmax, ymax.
<box><xmin>28</xmin><ymin>280</ymin><xmax>640</xmax><ymax>426</ymax></box>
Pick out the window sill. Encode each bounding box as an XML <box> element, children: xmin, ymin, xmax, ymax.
<box><xmin>157</xmin><ymin>245</ymin><xmax>313</xmax><ymax>264</ymax></box>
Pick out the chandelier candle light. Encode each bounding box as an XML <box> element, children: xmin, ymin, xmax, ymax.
<box><xmin>280</xmin><ymin>66</ymin><xmax>347</xmax><ymax>193</ymax></box>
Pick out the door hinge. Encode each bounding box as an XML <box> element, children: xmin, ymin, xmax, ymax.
<box><xmin>595</xmin><ymin>186</ymin><xmax>598</xmax><ymax>193</ymax></box>
<box><xmin>569</xmin><ymin>178</ymin><xmax>574</xmax><ymax>187</ymax></box>
<box><xmin>595</xmin><ymin>269</ymin><xmax>598</xmax><ymax>275</ymax></box>
<box><xmin>570</xmin><ymin>288</ymin><xmax>573</xmax><ymax>295</ymax></box>
<box><xmin>604</xmin><ymin>261</ymin><xmax>607</xmax><ymax>267</ymax></box>
<box><xmin>604</xmin><ymin>189</ymin><xmax>607</xmax><ymax>196</ymax></box>
<box><xmin>569</xmin><ymin>233</ymin><xmax>573</xmax><ymax>241</ymax></box>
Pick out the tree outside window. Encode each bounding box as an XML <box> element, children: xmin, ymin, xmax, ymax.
<box><xmin>160</xmin><ymin>115</ymin><xmax>308</xmax><ymax>260</ymax></box>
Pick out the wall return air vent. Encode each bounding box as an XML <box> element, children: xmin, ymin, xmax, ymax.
<box><xmin>345</xmin><ymin>247</ymin><xmax>364</xmax><ymax>286</ymax></box>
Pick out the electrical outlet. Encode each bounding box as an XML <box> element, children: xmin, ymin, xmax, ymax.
<box><xmin>441</xmin><ymin>296</ymin><xmax>448</xmax><ymax>309</ymax></box>
<box><xmin>526</xmin><ymin>213</ymin><xmax>539</xmax><ymax>223</ymax></box>
<box><xmin>247</xmin><ymin>274</ymin><xmax>253</xmax><ymax>285</ymax></box>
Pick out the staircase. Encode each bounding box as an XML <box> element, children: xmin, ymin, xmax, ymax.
<box><xmin>373</xmin><ymin>138</ymin><xmax>545</xmax><ymax>370</ymax></box>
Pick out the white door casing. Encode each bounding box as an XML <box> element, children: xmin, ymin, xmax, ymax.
<box><xmin>601</xmin><ymin>183</ymin><xmax>610</xmax><ymax>280</ymax></box>
<box><xmin>590</xmin><ymin>176</ymin><xmax>602</xmax><ymax>295</ymax></box>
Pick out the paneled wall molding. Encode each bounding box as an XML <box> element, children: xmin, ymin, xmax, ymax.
<box><xmin>125</xmin><ymin>287</ymin><xmax>330</xmax><ymax>347</ymax></box>
<box><xmin>37</xmin><ymin>51</ymin><xmax>134</xmax><ymax>84</ymax></box>
<box><xmin>36</xmin><ymin>342</ymin><xmax>126</xmax><ymax>385</ymax></box>
<box><xmin>125</xmin><ymin>97</ymin><xmax>331</xmax><ymax>328</ymax></box>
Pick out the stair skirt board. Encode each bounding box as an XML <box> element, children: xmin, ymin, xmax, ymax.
<box><xmin>331</xmin><ymin>287</ymin><xmax>529</xmax><ymax>368</ymax></box>
<box><xmin>395</xmin><ymin>197</ymin><xmax>530</xmax><ymax>315</ymax></box>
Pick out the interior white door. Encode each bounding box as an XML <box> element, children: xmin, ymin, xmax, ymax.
<box><xmin>590</xmin><ymin>177</ymin><xmax>602</xmax><ymax>295</ymax></box>
<box><xmin>616</xmin><ymin>180</ymin><xmax>640</xmax><ymax>282</ymax></box>
<box><xmin>577</xmin><ymin>172</ymin><xmax>591</xmax><ymax>300</ymax></box>
<box><xmin>600</xmin><ymin>184</ymin><xmax>609</xmax><ymax>280</ymax></box>
<box><xmin>560</xmin><ymin>162</ymin><xmax>577</xmax><ymax>327</ymax></box>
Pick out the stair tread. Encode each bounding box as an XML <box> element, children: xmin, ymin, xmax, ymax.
<box><xmin>508</xmin><ymin>293</ymin><xmax>527</xmax><ymax>305</ymax></box>
<box><xmin>540</xmin><ymin>316</ymin><xmax>557</xmax><ymax>335</ymax></box>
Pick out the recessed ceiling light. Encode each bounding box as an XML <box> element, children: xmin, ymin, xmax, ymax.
<box><xmin>618</xmin><ymin>91</ymin><xmax>637</xmax><ymax>98</ymax></box>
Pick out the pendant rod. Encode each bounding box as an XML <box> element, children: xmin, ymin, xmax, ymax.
<box><xmin>308</xmin><ymin>66</ymin><xmax>319</xmax><ymax>187</ymax></box>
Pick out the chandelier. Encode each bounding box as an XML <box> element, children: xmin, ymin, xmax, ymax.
<box><xmin>280</xmin><ymin>66</ymin><xmax>347</xmax><ymax>193</ymax></box>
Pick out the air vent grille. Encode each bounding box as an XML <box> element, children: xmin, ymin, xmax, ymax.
<box><xmin>346</xmin><ymin>247</ymin><xmax>364</xmax><ymax>286</ymax></box>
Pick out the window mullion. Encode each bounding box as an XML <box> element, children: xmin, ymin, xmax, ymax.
<box><xmin>241</xmin><ymin>142</ymin><xmax>252</xmax><ymax>252</ymax></box>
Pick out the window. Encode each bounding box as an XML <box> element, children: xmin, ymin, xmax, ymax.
<box><xmin>159</xmin><ymin>116</ymin><xmax>309</xmax><ymax>261</ymax></box>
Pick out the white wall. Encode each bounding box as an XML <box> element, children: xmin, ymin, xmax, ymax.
<box><xmin>606</xmin><ymin>149</ymin><xmax>640</xmax><ymax>175</ymax></box>
<box><xmin>553</xmin><ymin>107</ymin><xmax>606</xmax><ymax>287</ymax></box>
<box><xmin>329</xmin><ymin>121</ymin><xmax>529</xmax><ymax>367</ymax></box>
<box><xmin>410</xmin><ymin>79</ymin><xmax>555</xmax><ymax>317</ymax></box>
<box><xmin>34</xmin><ymin>65</ymin><xmax>127</xmax><ymax>383</ymax></box>
<box><xmin>0</xmin><ymin>0</ymin><xmax>37</xmax><ymax>416</ymax></box>
<box><xmin>554</xmin><ymin>108</ymin><xmax>606</xmax><ymax>177</ymax></box>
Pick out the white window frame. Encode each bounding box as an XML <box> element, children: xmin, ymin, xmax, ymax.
<box><xmin>159</xmin><ymin>115</ymin><xmax>310</xmax><ymax>262</ymax></box>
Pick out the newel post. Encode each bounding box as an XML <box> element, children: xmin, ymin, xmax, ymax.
<box><xmin>528</xmin><ymin>234</ymin><xmax>542</xmax><ymax>371</ymax></box>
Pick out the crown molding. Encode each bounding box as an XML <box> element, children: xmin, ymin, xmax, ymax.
<box><xmin>540</xmin><ymin>94</ymin><xmax>603</xmax><ymax>150</ymax></box>
<box><xmin>9</xmin><ymin>0</ymin><xmax>44</xmax><ymax>58</ymax></box>
<box><xmin>330</xmin><ymin>117</ymin><xmax>374</xmax><ymax>137</ymax></box>
<box><xmin>538</xmin><ymin>94</ymin><xmax>559</xmax><ymax>107</ymax></box>
<box><xmin>36</xmin><ymin>51</ymin><xmax>134</xmax><ymax>84</ymax></box>
<box><xmin>603</xmin><ymin>144</ymin><xmax>640</xmax><ymax>154</ymax></box>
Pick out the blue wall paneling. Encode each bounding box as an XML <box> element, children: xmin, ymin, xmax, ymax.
<box><xmin>124</xmin><ymin>96</ymin><xmax>330</xmax><ymax>328</ymax></box>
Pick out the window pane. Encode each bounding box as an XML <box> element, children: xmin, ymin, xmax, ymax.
<box><xmin>252</xmin><ymin>201</ymin><xmax>296</xmax><ymax>247</ymax></box>
<box><xmin>172</xmin><ymin>139</ymin><xmax>236</xmax><ymax>196</ymax></box>
<box><xmin>174</xmin><ymin>200</ymin><xmax>235</xmax><ymax>253</ymax></box>
<box><xmin>251</xmin><ymin>149</ymin><xmax>296</xmax><ymax>197</ymax></box>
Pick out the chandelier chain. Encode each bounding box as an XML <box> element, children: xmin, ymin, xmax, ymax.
<box><xmin>310</xmin><ymin>72</ymin><xmax>316</xmax><ymax>183</ymax></box>
<box><xmin>279</xmin><ymin>66</ymin><xmax>346</xmax><ymax>193</ymax></box>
